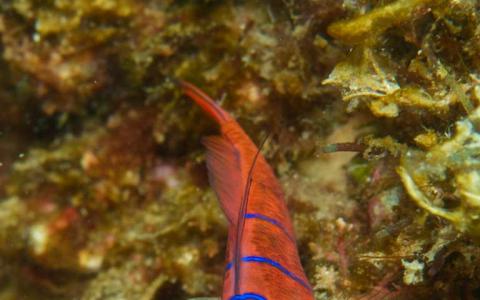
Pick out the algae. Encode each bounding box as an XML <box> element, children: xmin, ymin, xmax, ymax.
<box><xmin>0</xmin><ymin>0</ymin><xmax>480</xmax><ymax>299</ymax></box>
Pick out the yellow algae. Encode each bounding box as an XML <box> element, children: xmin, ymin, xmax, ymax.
<box><xmin>328</xmin><ymin>0</ymin><xmax>439</xmax><ymax>45</ymax></box>
<box><xmin>414</xmin><ymin>131</ymin><xmax>438</xmax><ymax>149</ymax></box>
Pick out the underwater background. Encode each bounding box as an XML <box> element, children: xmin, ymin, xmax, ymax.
<box><xmin>1</xmin><ymin>0</ymin><xmax>480</xmax><ymax>299</ymax></box>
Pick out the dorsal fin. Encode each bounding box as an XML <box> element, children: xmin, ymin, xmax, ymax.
<box><xmin>179</xmin><ymin>80</ymin><xmax>230</xmax><ymax>125</ymax></box>
<box><xmin>181</xmin><ymin>80</ymin><xmax>244</xmax><ymax>224</ymax></box>
<box><xmin>203</xmin><ymin>136</ymin><xmax>243</xmax><ymax>225</ymax></box>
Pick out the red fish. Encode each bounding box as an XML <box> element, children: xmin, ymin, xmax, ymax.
<box><xmin>181</xmin><ymin>81</ymin><xmax>314</xmax><ymax>300</ymax></box>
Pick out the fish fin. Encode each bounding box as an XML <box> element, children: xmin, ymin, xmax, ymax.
<box><xmin>203</xmin><ymin>136</ymin><xmax>242</xmax><ymax>225</ymax></box>
<box><xmin>179</xmin><ymin>80</ymin><xmax>230</xmax><ymax>125</ymax></box>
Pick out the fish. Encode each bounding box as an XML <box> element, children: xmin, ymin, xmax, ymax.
<box><xmin>180</xmin><ymin>81</ymin><xmax>314</xmax><ymax>300</ymax></box>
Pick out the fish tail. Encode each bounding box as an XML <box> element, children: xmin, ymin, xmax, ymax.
<box><xmin>179</xmin><ymin>80</ymin><xmax>230</xmax><ymax>125</ymax></box>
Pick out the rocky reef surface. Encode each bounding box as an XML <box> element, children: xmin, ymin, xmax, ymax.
<box><xmin>0</xmin><ymin>0</ymin><xmax>480</xmax><ymax>299</ymax></box>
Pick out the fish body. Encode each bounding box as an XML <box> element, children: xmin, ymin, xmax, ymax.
<box><xmin>181</xmin><ymin>81</ymin><xmax>314</xmax><ymax>300</ymax></box>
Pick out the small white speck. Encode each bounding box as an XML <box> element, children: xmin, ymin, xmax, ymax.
<box><xmin>29</xmin><ymin>224</ymin><xmax>49</xmax><ymax>255</ymax></box>
<box><xmin>79</xmin><ymin>250</ymin><xmax>104</xmax><ymax>271</ymax></box>
<box><xmin>33</xmin><ymin>33</ymin><xmax>41</xmax><ymax>42</ymax></box>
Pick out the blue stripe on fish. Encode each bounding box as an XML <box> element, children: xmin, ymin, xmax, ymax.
<box><xmin>224</xmin><ymin>213</ymin><xmax>293</xmax><ymax>272</ymax></box>
<box><xmin>244</xmin><ymin>213</ymin><xmax>295</xmax><ymax>242</ymax></box>
<box><xmin>225</xmin><ymin>256</ymin><xmax>311</xmax><ymax>291</ymax></box>
<box><xmin>230</xmin><ymin>292</ymin><xmax>267</xmax><ymax>300</ymax></box>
